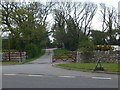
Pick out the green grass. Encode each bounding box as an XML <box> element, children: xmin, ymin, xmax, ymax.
<box><xmin>53</xmin><ymin>48</ymin><xmax>71</xmax><ymax>58</ymax></box>
<box><xmin>0</xmin><ymin>61</ymin><xmax>19</xmax><ymax>65</ymax></box>
<box><xmin>0</xmin><ymin>49</ymin><xmax>45</xmax><ymax>65</ymax></box>
<box><xmin>54</xmin><ymin>48</ymin><xmax>70</xmax><ymax>55</ymax></box>
<box><xmin>56</xmin><ymin>63</ymin><xmax>120</xmax><ymax>72</ymax></box>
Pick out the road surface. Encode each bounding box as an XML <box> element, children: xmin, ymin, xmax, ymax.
<box><xmin>2</xmin><ymin>49</ymin><xmax>119</xmax><ymax>88</ymax></box>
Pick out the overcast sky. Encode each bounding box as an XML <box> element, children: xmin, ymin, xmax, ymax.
<box><xmin>18</xmin><ymin>0</ymin><xmax>119</xmax><ymax>8</ymax></box>
<box><xmin>5</xmin><ymin>0</ymin><xmax>120</xmax><ymax>30</ymax></box>
<box><xmin>1</xmin><ymin>0</ymin><xmax>120</xmax><ymax>37</ymax></box>
<box><xmin>86</xmin><ymin>0</ymin><xmax>119</xmax><ymax>30</ymax></box>
<box><xmin>45</xmin><ymin>0</ymin><xmax>119</xmax><ymax>30</ymax></box>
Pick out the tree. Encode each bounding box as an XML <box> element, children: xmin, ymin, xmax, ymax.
<box><xmin>90</xmin><ymin>29</ymin><xmax>120</xmax><ymax>45</ymax></box>
<box><xmin>52</xmin><ymin>1</ymin><xmax>97</xmax><ymax>50</ymax></box>
<box><xmin>100</xmin><ymin>3</ymin><xmax>119</xmax><ymax>44</ymax></box>
<box><xmin>90</xmin><ymin>30</ymin><xmax>107</xmax><ymax>45</ymax></box>
<box><xmin>0</xmin><ymin>1</ymin><xmax>53</xmax><ymax>58</ymax></box>
<box><xmin>81</xmin><ymin>2</ymin><xmax>97</xmax><ymax>36</ymax></box>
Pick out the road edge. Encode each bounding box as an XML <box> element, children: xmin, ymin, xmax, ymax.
<box><xmin>52</xmin><ymin>64</ymin><xmax>119</xmax><ymax>75</ymax></box>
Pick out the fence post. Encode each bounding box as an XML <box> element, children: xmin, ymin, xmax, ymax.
<box><xmin>76</xmin><ymin>51</ymin><xmax>79</xmax><ymax>62</ymax></box>
<box><xmin>8</xmin><ymin>37</ymin><xmax>11</xmax><ymax>61</ymax></box>
<box><xmin>76</xmin><ymin>51</ymin><xmax>81</xmax><ymax>63</ymax></box>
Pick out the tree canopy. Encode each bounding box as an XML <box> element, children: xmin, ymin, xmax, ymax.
<box><xmin>0</xmin><ymin>1</ymin><xmax>119</xmax><ymax>54</ymax></box>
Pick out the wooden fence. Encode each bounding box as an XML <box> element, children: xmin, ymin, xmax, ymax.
<box><xmin>2</xmin><ymin>52</ymin><xmax>26</xmax><ymax>62</ymax></box>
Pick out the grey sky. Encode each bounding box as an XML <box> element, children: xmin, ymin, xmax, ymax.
<box><xmin>46</xmin><ymin>0</ymin><xmax>119</xmax><ymax>30</ymax></box>
<box><xmin>1</xmin><ymin>0</ymin><xmax>119</xmax><ymax>37</ymax></box>
<box><xmin>16</xmin><ymin>0</ymin><xmax>119</xmax><ymax>8</ymax></box>
<box><xmin>88</xmin><ymin>0</ymin><xmax>119</xmax><ymax>30</ymax></box>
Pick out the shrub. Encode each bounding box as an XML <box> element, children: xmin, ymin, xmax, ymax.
<box><xmin>2</xmin><ymin>49</ymin><xmax>19</xmax><ymax>52</ymax></box>
<box><xmin>25</xmin><ymin>43</ymin><xmax>40</xmax><ymax>58</ymax></box>
<box><xmin>78</xmin><ymin>40</ymin><xmax>95</xmax><ymax>52</ymax></box>
<box><xmin>78</xmin><ymin>35</ymin><xmax>95</xmax><ymax>62</ymax></box>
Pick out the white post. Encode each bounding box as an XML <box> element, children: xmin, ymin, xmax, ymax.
<box><xmin>76</xmin><ymin>51</ymin><xmax>81</xmax><ymax>63</ymax></box>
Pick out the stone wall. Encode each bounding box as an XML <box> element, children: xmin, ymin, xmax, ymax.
<box><xmin>77</xmin><ymin>51</ymin><xmax>120</xmax><ymax>63</ymax></box>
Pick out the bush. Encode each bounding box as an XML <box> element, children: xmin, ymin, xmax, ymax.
<box><xmin>25</xmin><ymin>43</ymin><xmax>40</xmax><ymax>58</ymax></box>
<box><xmin>78</xmin><ymin>40</ymin><xmax>95</xmax><ymax>52</ymax></box>
<box><xmin>78</xmin><ymin>35</ymin><xmax>95</xmax><ymax>62</ymax></box>
<box><xmin>2</xmin><ymin>49</ymin><xmax>18</xmax><ymax>52</ymax></box>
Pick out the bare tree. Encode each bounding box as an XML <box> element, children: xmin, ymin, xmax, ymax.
<box><xmin>52</xmin><ymin>1</ymin><xmax>97</xmax><ymax>50</ymax></box>
<box><xmin>0</xmin><ymin>1</ymin><xmax>18</xmax><ymax>34</ymax></box>
<box><xmin>81</xmin><ymin>2</ymin><xmax>97</xmax><ymax>36</ymax></box>
<box><xmin>100</xmin><ymin>3</ymin><xmax>119</xmax><ymax>44</ymax></box>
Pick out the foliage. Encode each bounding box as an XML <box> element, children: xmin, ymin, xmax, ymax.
<box><xmin>106</xmin><ymin>29</ymin><xmax>120</xmax><ymax>45</ymax></box>
<box><xmin>78</xmin><ymin>35</ymin><xmax>95</xmax><ymax>52</ymax></box>
<box><xmin>77</xmin><ymin>35</ymin><xmax>95</xmax><ymax>62</ymax></box>
<box><xmin>100</xmin><ymin>3</ymin><xmax>118</xmax><ymax>45</ymax></box>
<box><xmin>25</xmin><ymin>43</ymin><xmax>40</xmax><ymax>58</ymax></box>
<box><xmin>52</xmin><ymin>1</ymin><xmax>97</xmax><ymax>51</ymax></box>
<box><xmin>52</xmin><ymin>14</ymin><xmax>80</xmax><ymax>51</ymax></box>
<box><xmin>2</xmin><ymin>49</ymin><xmax>18</xmax><ymax>52</ymax></box>
<box><xmin>53</xmin><ymin>49</ymin><xmax>70</xmax><ymax>55</ymax></box>
<box><xmin>1</xmin><ymin>2</ymin><xmax>51</xmax><ymax>58</ymax></box>
<box><xmin>90</xmin><ymin>30</ymin><xmax>107</xmax><ymax>45</ymax></box>
<box><xmin>90</xmin><ymin>30</ymin><xmax>119</xmax><ymax>45</ymax></box>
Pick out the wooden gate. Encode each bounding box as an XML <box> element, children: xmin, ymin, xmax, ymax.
<box><xmin>2</xmin><ymin>52</ymin><xmax>26</xmax><ymax>62</ymax></box>
<box><xmin>52</xmin><ymin>51</ymin><xmax>77</xmax><ymax>62</ymax></box>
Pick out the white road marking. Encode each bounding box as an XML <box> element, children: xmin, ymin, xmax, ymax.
<box><xmin>28</xmin><ymin>75</ymin><xmax>43</xmax><ymax>77</ymax></box>
<box><xmin>3</xmin><ymin>74</ymin><xmax>17</xmax><ymax>76</ymax></box>
<box><xmin>58</xmin><ymin>76</ymin><xmax>75</xmax><ymax>78</ymax></box>
<box><xmin>92</xmin><ymin>77</ymin><xmax>112</xmax><ymax>80</ymax></box>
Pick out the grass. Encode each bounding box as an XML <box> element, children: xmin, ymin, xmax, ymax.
<box><xmin>0</xmin><ymin>49</ymin><xmax>45</xmax><ymax>65</ymax></box>
<box><xmin>0</xmin><ymin>61</ymin><xmax>19</xmax><ymax>65</ymax></box>
<box><xmin>56</xmin><ymin>63</ymin><xmax>120</xmax><ymax>72</ymax></box>
<box><xmin>54</xmin><ymin>48</ymin><xmax>70</xmax><ymax>55</ymax></box>
<box><xmin>53</xmin><ymin>48</ymin><xmax>71</xmax><ymax>58</ymax></box>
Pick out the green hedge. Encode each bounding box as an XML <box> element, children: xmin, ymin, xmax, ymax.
<box><xmin>25</xmin><ymin>43</ymin><xmax>41</xmax><ymax>58</ymax></box>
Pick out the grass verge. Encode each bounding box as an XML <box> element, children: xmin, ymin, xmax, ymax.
<box><xmin>0</xmin><ymin>61</ymin><xmax>19</xmax><ymax>65</ymax></box>
<box><xmin>0</xmin><ymin>49</ymin><xmax>45</xmax><ymax>65</ymax></box>
<box><xmin>56</xmin><ymin>63</ymin><xmax>120</xmax><ymax>72</ymax></box>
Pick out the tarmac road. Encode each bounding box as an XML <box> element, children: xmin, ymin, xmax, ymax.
<box><xmin>2</xmin><ymin>49</ymin><xmax>119</xmax><ymax>88</ymax></box>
